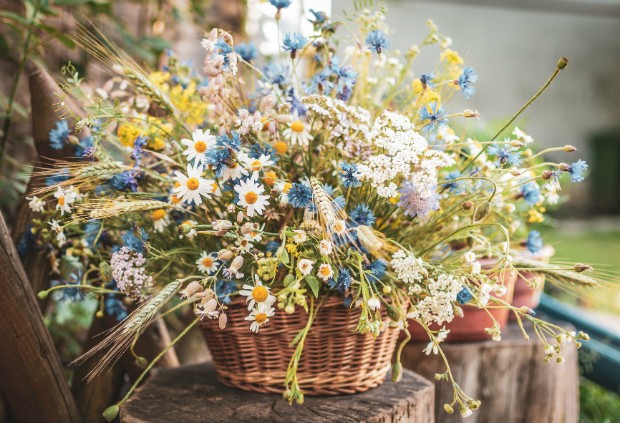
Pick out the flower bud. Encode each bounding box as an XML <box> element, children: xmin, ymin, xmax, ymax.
<box><xmin>102</xmin><ymin>405</ymin><xmax>120</xmax><ymax>422</ymax></box>
<box><xmin>443</xmin><ymin>404</ymin><xmax>454</xmax><ymax>414</ymax></box>
<box><xmin>463</xmin><ymin>109</ymin><xmax>480</xmax><ymax>119</ymax></box>
<box><xmin>574</xmin><ymin>263</ymin><xmax>593</xmax><ymax>273</ymax></box>
<box><xmin>229</xmin><ymin>255</ymin><xmax>244</xmax><ymax>272</ymax></box>
<box><xmin>218</xmin><ymin>249</ymin><xmax>234</xmax><ymax>261</ymax></box>
<box><xmin>135</xmin><ymin>356</ymin><xmax>148</xmax><ymax>368</ymax></box>
<box><xmin>541</xmin><ymin>170</ymin><xmax>553</xmax><ymax>180</ymax></box>
<box><xmin>558</xmin><ymin>163</ymin><xmax>571</xmax><ymax>172</ymax></box>
<box><xmin>563</xmin><ymin>145</ymin><xmax>577</xmax><ymax>152</ymax></box>
<box><xmin>212</xmin><ymin>220</ymin><xmax>232</xmax><ymax>232</ymax></box>
<box><xmin>178</xmin><ymin>222</ymin><xmax>193</xmax><ymax>235</ymax></box>
<box><xmin>462</xmin><ymin>201</ymin><xmax>473</xmax><ymax>210</ymax></box>
<box><xmin>557</xmin><ymin>57</ymin><xmax>569</xmax><ymax>70</ymax></box>
<box><xmin>237</xmin><ymin>211</ymin><xmax>245</xmax><ymax>224</ymax></box>
<box><xmin>510</xmin><ymin>140</ymin><xmax>524</xmax><ymax>148</ymax></box>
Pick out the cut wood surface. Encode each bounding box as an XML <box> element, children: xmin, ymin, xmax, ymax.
<box><xmin>402</xmin><ymin>321</ymin><xmax>579</xmax><ymax>423</ymax></box>
<box><xmin>0</xmin><ymin>213</ymin><xmax>80</xmax><ymax>423</ymax></box>
<box><xmin>121</xmin><ymin>362</ymin><xmax>435</xmax><ymax>423</ymax></box>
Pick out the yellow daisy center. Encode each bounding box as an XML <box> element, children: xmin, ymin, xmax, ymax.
<box><xmin>152</xmin><ymin>209</ymin><xmax>166</xmax><ymax>221</ymax></box>
<box><xmin>201</xmin><ymin>257</ymin><xmax>213</xmax><ymax>267</ymax></box>
<box><xmin>245</xmin><ymin>191</ymin><xmax>258</xmax><ymax>205</ymax></box>
<box><xmin>171</xmin><ymin>195</ymin><xmax>182</xmax><ymax>204</ymax></box>
<box><xmin>250</xmin><ymin>160</ymin><xmax>263</xmax><ymax>172</ymax></box>
<box><xmin>252</xmin><ymin>285</ymin><xmax>269</xmax><ymax>302</ymax></box>
<box><xmin>255</xmin><ymin>313</ymin><xmax>268</xmax><ymax>324</ymax></box>
<box><xmin>274</xmin><ymin>141</ymin><xmax>288</xmax><ymax>155</ymax></box>
<box><xmin>263</xmin><ymin>171</ymin><xmax>277</xmax><ymax>186</ymax></box>
<box><xmin>319</xmin><ymin>266</ymin><xmax>332</xmax><ymax>277</ymax></box>
<box><xmin>211</xmin><ymin>182</ymin><xmax>218</xmax><ymax>193</ymax></box>
<box><xmin>290</xmin><ymin>120</ymin><xmax>305</xmax><ymax>133</ymax></box>
<box><xmin>58</xmin><ymin>196</ymin><xmax>65</xmax><ymax>206</ymax></box>
<box><xmin>282</xmin><ymin>182</ymin><xmax>292</xmax><ymax>193</ymax></box>
<box><xmin>186</xmin><ymin>177</ymin><xmax>200</xmax><ymax>190</ymax></box>
<box><xmin>194</xmin><ymin>141</ymin><xmax>207</xmax><ymax>153</ymax></box>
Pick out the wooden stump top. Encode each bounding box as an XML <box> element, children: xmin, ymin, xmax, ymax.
<box><xmin>121</xmin><ymin>363</ymin><xmax>435</xmax><ymax>423</ymax></box>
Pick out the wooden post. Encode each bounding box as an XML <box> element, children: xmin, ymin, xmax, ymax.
<box><xmin>0</xmin><ymin>212</ymin><xmax>80</xmax><ymax>423</ymax></box>
<box><xmin>121</xmin><ymin>362</ymin><xmax>435</xmax><ymax>423</ymax></box>
<box><xmin>401</xmin><ymin>322</ymin><xmax>579</xmax><ymax>423</ymax></box>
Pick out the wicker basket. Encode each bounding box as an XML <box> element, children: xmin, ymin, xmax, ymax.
<box><xmin>200</xmin><ymin>296</ymin><xmax>403</xmax><ymax>395</ymax></box>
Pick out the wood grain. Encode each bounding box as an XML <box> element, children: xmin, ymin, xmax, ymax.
<box><xmin>0</xmin><ymin>212</ymin><xmax>80</xmax><ymax>423</ymax></box>
<box><xmin>402</xmin><ymin>321</ymin><xmax>579</xmax><ymax>423</ymax></box>
<box><xmin>121</xmin><ymin>362</ymin><xmax>435</xmax><ymax>423</ymax></box>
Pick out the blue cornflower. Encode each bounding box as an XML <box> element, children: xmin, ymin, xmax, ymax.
<box><xmin>266</xmin><ymin>240</ymin><xmax>281</xmax><ymax>253</ymax></box>
<box><xmin>567</xmin><ymin>159</ymin><xmax>588</xmax><ymax>183</ymax></box>
<box><xmin>49</xmin><ymin>120</ymin><xmax>70</xmax><ymax>150</ymax></box>
<box><xmin>263</xmin><ymin>62</ymin><xmax>289</xmax><ymax>86</ymax></box>
<box><xmin>328</xmin><ymin>268</ymin><xmax>352</xmax><ymax>291</ymax></box>
<box><xmin>110</xmin><ymin>170</ymin><xmax>141</xmax><ymax>192</ymax></box>
<box><xmin>105</xmin><ymin>295</ymin><xmax>128</xmax><ymax>321</ymax></box>
<box><xmin>365</xmin><ymin>30</ymin><xmax>389</xmax><ymax>54</ymax></box>
<box><xmin>521</xmin><ymin>182</ymin><xmax>542</xmax><ymax>206</ymax></box>
<box><xmin>269</xmin><ymin>0</ymin><xmax>291</xmax><ymax>9</ymax></box>
<box><xmin>457</xmin><ymin>287</ymin><xmax>473</xmax><ymax>304</ymax></box>
<box><xmin>488</xmin><ymin>143</ymin><xmax>522</xmax><ymax>167</ymax></box>
<box><xmin>340</xmin><ymin>162</ymin><xmax>361</xmax><ymax>188</ymax></box>
<box><xmin>131</xmin><ymin>135</ymin><xmax>148</xmax><ymax>165</ymax></box>
<box><xmin>282</xmin><ymin>33</ymin><xmax>307</xmax><ymax>58</ymax></box>
<box><xmin>420</xmin><ymin>73</ymin><xmax>434</xmax><ymax>88</ymax></box>
<box><xmin>206</xmin><ymin>148</ymin><xmax>233</xmax><ymax>177</ymax></box>
<box><xmin>250</xmin><ymin>143</ymin><xmax>276</xmax><ymax>160</ymax></box>
<box><xmin>330</xmin><ymin>58</ymin><xmax>357</xmax><ymax>101</ymax></box>
<box><xmin>74</xmin><ymin>136</ymin><xmax>94</xmax><ymax>158</ymax></box>
<box><xmin>526</xmin><ymin>230</ymin><xmax>543</xmax><ymax>254</ymax></box>
<box><xmin>122</xmin><ymin>227</ymin><xmax>148</xmax><ymax>254</ymax></box>
<box><xmin>457</xmin><ymin>67</ymin><xmax>479</xmax><ymax>98</ymax></box>
<box><xmin>45</xmin><ymin>170</ymin><xmax>70</xmax><ymax>186</ymax></box>
<box><xmin>397</xmin><ymin>181</ymin><xmax>440</xmax><ymax>218</ymax></box>
<box><xmin>51</xmin><ymin>274</ymin><xmax>85</xmax><ymax>302</ymax></box>
<box><xmin>288</xmin><ymin>182</ymin><xmax>313</xmax><ymax>208</ymax></box>
<box><xmin>309</xmin><ymin>9</ymin><xmax>328</xmax><ymax>24</ymax></box>
<box><xmin>17</xmin><ymin>225</ymin><xmax>35</xmax><ymax>259</ymax></box>
<box><xmin>308</xmin><ymin>69</ymin><xmax>335</xmax><ymax>95</ymax></box>
<box><xmin>288</xmin><ymin>88</ymin><xmax>308</xmax><ymax>116</ymax></box>
<box><xmin>442</xmin><ymin>170</ymin><xmax>463</xmax><ymax>192</ymax></box>
<box><xmin>216</xmin><ymin>131</ymin><xmax>241</xmax><ymax>150</ymax></box>
<box><xmin>419</xmin><ymin>102</ymin><xmax>448</xmax><ymax>129</ymax></box>
<box><xmin>366</xmin><ymin>259</ymin><xmax>387</xmax><ymax>284</ymax></box>
<box><xmin>349</xmin><ymin>204</ymin><xmax>376</xmax><ymax>226</ymax></box>
<box><xmin>215</xmin><ymin>279</ymin><xmax>238</xmax><ymax>304</ymax></box>
<box><xmin>235</xmin><ymin>42</ymin><xmax>257</xmax><ymax>62</ymax></box>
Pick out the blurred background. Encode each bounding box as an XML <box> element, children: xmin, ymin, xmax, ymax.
<box><xmin>1</xmin><ymin>0</ymin><xmax>619</xmax><ymax>420</ymax></box>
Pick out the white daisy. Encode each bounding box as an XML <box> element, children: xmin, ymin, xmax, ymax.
<box><xmin>27</xmin><ymin>196</ymin><xmax>45</xmax><ymax>213</ymax></box>
<box><xmin>297</xmin><ymin>258</ymin><xmax>314</xmax><ymax>276</ymax></box>
<box><xmin>245</xmin><ymin>303</ymin><xmax>276</xmax><ymax>333</ymax></box>
<box><xmin>151</xmin><ymin>209</ymin><xmax>170</xmax><ymax>233</ymax></box>
<box><xmin>317</xmin><ymin>263</ymin><xmax>334</xmax><ymax>281</ymax></box>
<box><xmin>234</xmin><ymin>177</ymin><xmax>270</xmax><ymax>217</ymax></box>
<box><xmin>196</xmin><ymin>251</ymin><xmax>219</xmax><ymax>274</ymax></box>
<box><xmin>180</xmin><ymin>129</ymin><xmax>216</xmax><ymax>164</ymax></box>
<box><xmin>49</xmin><ymin>220</ymin><xmax>66</xmax><ymax>243</ymax></box>
<box><xmin>330</xmin><ymin>220</ymin><xmax>347</xmax><ymax>235</ymax></box>
<box><xmin>283</xmin><ymin>119</ymin><xmax>312</xmax><ymax>147</ymax></box>
<box><xmin>54</xmin><ymin>187</ymin><xmax>76</xmax><ymax>216</ymax></box>
<box><xmin>318</xmin><ymin>239</ymin><xmax>333</xmax><ymax>255</ymax></box>
<box><xmin>221</xmin><ymin>162</ymin><xmax>248</xmax><ymax>181</ymax></box>
<box><xmin>292</xmin><ymin>230</ymin><xmax>307</xmax><ymax>244</ymax></box>
<box><xmin>368</xmin><ymin>297</ymin><xmax>381</xmax><ymax>311</ymax></box>
<box><xmin>242</xmin><ymin>153</ymin><xmax>274</xmax><ymax>179</ymax></box>
<box><xmin>173</xmin><ymin>163</ymin><xmax>214</xmax><ymax>205</ymax></box>
<box><xmin>239</xmin><ymin>278</ymin><xmax>276</xmax><ymax>311</ymax></box>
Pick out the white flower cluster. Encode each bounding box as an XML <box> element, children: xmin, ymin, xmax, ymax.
<box><xmin>390</xmin><ymin>249</ymin><xmax>427</xmax><ymax>285</ymax></box>
<box><xmin>302</xmin><ymin>95</ymin><xmax>372</xmax><ymax>158</ymax></box>
<box><xmin>357</xmin><ymin>111</ymin><xmax>452</xmax><ymax>198</ymax></box>
<box><xmin>411</xmin><ymin>274</ymin><xmax>464</xmax><ymax>326</ymax></box>
<box><xmin>110</xmin><ymin>246</ymin><xmax>153</xmax><ymax>299</ymax></box>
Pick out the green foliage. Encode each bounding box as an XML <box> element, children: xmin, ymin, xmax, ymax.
<box><xmin>580</xmin><ymin>378</ymin><xmax>620</xmax><ymax>423</ymax></box>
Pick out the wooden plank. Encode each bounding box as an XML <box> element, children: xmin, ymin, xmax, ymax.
<box><xmin>402</xmin><ymin>321</ymin><xmax>579</xmax><ymax>423</ymax></box>
<box><xmin>121</xmin><ymin>362</ymin><xmax>435</xmax><ymax>423</ymax></box>
<box><xmin>0</xmin><ymin>212</ymin><xmax>80</xmax><ymax>423</ymax></box>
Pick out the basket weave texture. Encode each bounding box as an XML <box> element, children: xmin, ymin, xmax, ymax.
<box><xmin>200</xmin><ymin>296</ymin><xmax>402</xmax><ymax>395</ymax></box>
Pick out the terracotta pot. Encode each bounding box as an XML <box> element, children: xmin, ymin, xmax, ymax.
<box><xmin>408</xmin><ymin>259</ymin><xmax>517</xmax><ymax>342</ymax></box>
<box><xmin>510</xmin><ymin>245</ymin><xmax>555</xmax><ymax>318</ymax></box>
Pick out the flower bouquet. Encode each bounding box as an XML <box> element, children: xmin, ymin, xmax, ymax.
<box><xmin>25</xmin><ymin>2</ymin><xmax>607</xmax><ymax>420</ymax></box>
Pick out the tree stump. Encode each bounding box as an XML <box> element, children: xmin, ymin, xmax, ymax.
<box><xmin>121</xmin><ymin>362</ymin><xmax>435</xmax><ymax>423</ymax></box>
<box><xmin>401</xmin><ymin>321</ymin><xmax>579</xmax><ymax>423</ymax></box>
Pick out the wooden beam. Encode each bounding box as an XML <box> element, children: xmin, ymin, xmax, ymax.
<box><xmin>0</xmin><ymin>212</ymin><xmax>80</xmax><ymax>423</ymax></box>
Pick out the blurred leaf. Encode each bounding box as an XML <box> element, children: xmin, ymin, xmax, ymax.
<box><xmin>304</xmin><ymin>275</ymin><xmax>320</xmax><ymax>298</ymax></box>
<box><xmin>0</xmin><ymin>11</ymin><xmax>29</xmax><ymax>25</ymax></box>
<box><xmin>36</xmin><ymin>23</ymin><xmax>76</xmax><ymax>48</ymax></box>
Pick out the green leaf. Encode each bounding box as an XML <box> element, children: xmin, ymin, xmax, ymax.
<box><xmin>304</xmin><ymin>275</ymin><xmax>320</xmax><ymax>298</ymax></box>
<box><xmin>279</xmin><ymin>247</ymin><xmax>289</xmax><ymax>265</ymax></box>
<box><xmin>35</xmin><ymin>23</ymin><xmax>76</xmax><ymax>48</ymax></box>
